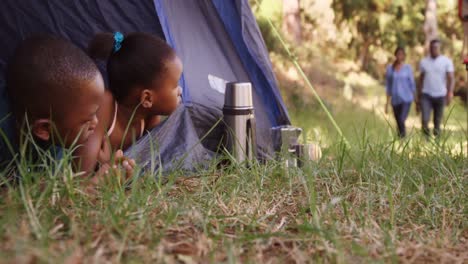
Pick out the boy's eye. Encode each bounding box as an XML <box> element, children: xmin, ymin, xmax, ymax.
<box><xmin>85</xmin><ymin>117</ymin><xmax>94</xmax><ymax>125</ymax></box>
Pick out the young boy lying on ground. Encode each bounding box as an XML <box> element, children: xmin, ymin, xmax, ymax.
<box><xmin>6</xmin><ymin>35</ymin><xmax>134</xmax><ymax>182</ymax></box>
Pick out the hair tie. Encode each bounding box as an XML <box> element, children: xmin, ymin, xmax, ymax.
<box><xmin>113</xmin><ymin>32</ymin><xmax>124</xmax><ymax>53</ymax></box>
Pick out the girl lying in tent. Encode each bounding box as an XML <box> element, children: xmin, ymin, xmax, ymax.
<box><xmin>75</xmin><ymin>32</ymin><xmax>183</xmax><ymax>176</ymax></box>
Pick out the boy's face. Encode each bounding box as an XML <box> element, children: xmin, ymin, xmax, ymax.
<box><xmin>149</xmin><ymin>56</ymin><xmax>183</xmax><ymax>115</ymax></box>
<box><xmin>430</xmin><ymin>42</ymin><xmax>441</xmax><ymax>57</ymax></box>
<box><xmin>53</xmin><ymin>73</ymin><xmax>105</xmax><ymax>147</ymax></box>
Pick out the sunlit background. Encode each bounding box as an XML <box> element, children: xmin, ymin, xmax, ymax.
<box><xmin>252</xmin><ymin>0</ymin><xmax>466</xmax><ymax>153</ymax></box>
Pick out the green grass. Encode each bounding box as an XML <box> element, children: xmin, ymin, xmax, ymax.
<box><xmin>2</xmin><ymin>4</ymin><xmax>466</xmax><ymax>261</ymax></box>
<box><xmin>0</xmin><ymin>99</ymin><xmax>466</xmax><ymax>263</ymax></box>
<box><xmin>293</xmin><ymin>99</ymin><xmax>467</xmax><ymax>148</ymax></box>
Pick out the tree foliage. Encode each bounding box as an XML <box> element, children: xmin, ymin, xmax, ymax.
<box><xmin>332</xmin><ymin>0</ymin><xmax>428</xmax><ymax>70</ymax></box>
<box><xmin>253</xmin><ymin>0</ymin><xmax>463</xmax><ymax>79</ymax></box>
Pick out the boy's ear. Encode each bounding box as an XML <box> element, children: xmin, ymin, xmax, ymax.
<box><xmin>32</xmin><ymin>119</ymin><xmax>52</xmax><ymax>141</ymax></box>
<box><xmin>140</xmin><ymin>89</ymin><xmax>154</xmax><ymax>109</ymax></box>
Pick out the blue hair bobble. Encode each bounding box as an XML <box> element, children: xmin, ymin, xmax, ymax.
<box><xmin>113</xmin><ymin>32</ymin><xmax>124</xmax><ymax>52</ymax></box>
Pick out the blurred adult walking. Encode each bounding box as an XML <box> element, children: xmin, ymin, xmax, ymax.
<box><xmin>417</xmin><ymin>39</ymin><xmax>455</xmax><ymax>137</ymax></box>
<box><xmin>385</xmin><ymin>47</ymin><xmax>416</xmax><ymax>138</ymax></box>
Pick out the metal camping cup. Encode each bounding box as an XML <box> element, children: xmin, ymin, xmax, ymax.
<box><xmin>294</xmin><ymin>143</ymin><xmax>322</xmax><ymax>167</ymax></box>
<box><xmin>223</xmin><ymin>82</ymin><xmax>257</xmax><ymax>163</ymax></box>
<box><xmin>271</xmin><ymin>125</ymin><xmax>302</xmax><ymax>167</ymax></box>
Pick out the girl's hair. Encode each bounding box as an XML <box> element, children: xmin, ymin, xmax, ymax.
<box><xmin>392</xmin><ymin>46</ymin><xmax>405</xmax><ymax>69</ymax></box>
<box><xmin>394</xmin><ymin>46</ymin><xmax>405</xmax><ymax>56</ymax></box>
<box><xmin>88</xmin><ymin>32</ymin><xmax>175</xmax><ymax>102</ymax></box>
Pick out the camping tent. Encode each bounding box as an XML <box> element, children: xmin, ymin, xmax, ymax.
<box><xmin>0</xmin><ymin>0</ymin><xmax>291</xmax><ymax>172</ymax></box>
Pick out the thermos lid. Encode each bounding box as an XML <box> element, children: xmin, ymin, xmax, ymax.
<box><xmin>224</xmin><ymin>82</ymin><xmax>253</xmax><ymax>109</ymax></box>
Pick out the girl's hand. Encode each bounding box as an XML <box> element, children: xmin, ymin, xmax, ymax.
<box><xmin>89</xmin><ymin>150</ymin><xmax>136</xmax><ymax>186</ymax></box>
<box><xmin>113</xmin><ymin>149</ymin><xmax>136</xmax><ymax>180</ymax></box>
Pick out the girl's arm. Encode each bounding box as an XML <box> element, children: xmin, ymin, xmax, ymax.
<box><xmin>416</xmin><ymin>61</ymin><xmax>425</xmax><ymax>112</ymax></box>
<box><xmin>74</xmin><ymin>90</ymin><xmax>114</xmax><ymax>175</ymax></box>
<box><xmin>385</xmin><ymin>66</ymin><xmax>392</xmax><ymax>114</ymax></box>
<box><xmin>408</xmin><ymin>65</ymin><xmax>416</xmax><ymax>94</ymax></box>
<box><xmin>385</xmin><ymin>95</ymin><xmax>391</xmax><ymax>114</ymax></box>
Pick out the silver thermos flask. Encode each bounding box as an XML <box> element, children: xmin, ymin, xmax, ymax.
<box><xmin>223</xmin><ymin>82</ymin><xmax>257</xmax><ymax>163</ymax></box>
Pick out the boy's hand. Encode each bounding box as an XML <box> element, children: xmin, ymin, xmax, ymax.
<box><xmin>88</xmin><ymin>163</ymin><xmax>111</xmax><ymax>186</ymax></box>
<box><xmin>446</xmin><ymin>91</ymin><xmax>454</xmax><ymax>106</ymax></box>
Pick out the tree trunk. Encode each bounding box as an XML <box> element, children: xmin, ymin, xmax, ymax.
<box><xmin>423</xmin><ymin>0</ymin><xmax>438</xmax><ymax>54</ymax></box>
<box><xmin>282</xmin><ymin>0</ymin><xmax>302</xmax><ymax>44</ymax></box>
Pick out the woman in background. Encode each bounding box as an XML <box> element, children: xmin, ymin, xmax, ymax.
<box><xmin>385</xmin><ymin>47</ymin><xmax>416</xmax><ymax>138</ymax></box>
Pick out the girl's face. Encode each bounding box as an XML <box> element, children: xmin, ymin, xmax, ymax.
<box><xmin>150</xmin><ymin>56</ymin><xmax>183</xmax><ymax>115</ymax></box>
<box><xmin>396</xmin><ymin>50</ymin><xmax>405</xmax><ymax>63</ymax></box>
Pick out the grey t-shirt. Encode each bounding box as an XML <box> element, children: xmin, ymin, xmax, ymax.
<box><xmin>419</xmin><ymin>55</ymin><xmax>454</xmax><ymax>97</ymax></box>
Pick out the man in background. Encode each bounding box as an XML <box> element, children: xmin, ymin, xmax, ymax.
<box><xmin>417</xmin><ymin>39</ymin><xmax>455</xmax><ymax>137</ymax></box>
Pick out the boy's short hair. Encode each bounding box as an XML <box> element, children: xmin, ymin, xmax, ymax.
<box><xmin>6</xmin><ymin>36</ymin><xmax>99</xmax><ymax>122</ymax></box>
<box><xmin>430</xmin><ymin>39</ymin><xmax>441</xmax><ymax>47</ymax></box>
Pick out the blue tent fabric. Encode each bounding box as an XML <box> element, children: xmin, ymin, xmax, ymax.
<box><xmin>212</xmin><ymin>0</ymin><xmax>290</xmax><ymax>126</ymax></box>
<box><xmin>153</xmin><ymin>0</ymin><xmax>189</xmax><ymax>104</ymax></box>
<box><xmin>125</xmin><ymin>105</ymin><xmax>213</xmax><ymax>173</ymax></box>
<box><xmin>143</xmin><ymin>0</ymin><xmax>289</xmax><ymax>161</ymax></box>
<box><xmin>0</xmin><ymin>0</ymin><xmax>290</xmax><ymax>172</ymax></box>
